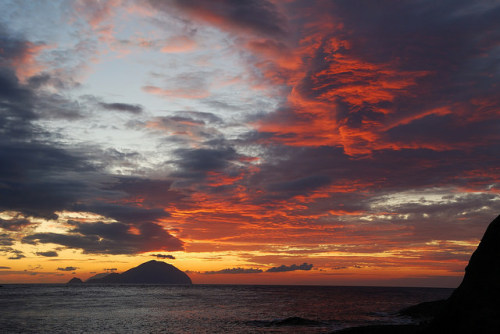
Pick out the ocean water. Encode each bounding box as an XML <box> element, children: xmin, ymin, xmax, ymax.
<box><xmin>0</xmin><ymin>284</ymin><xmax>452</xmax><ymax>333</ymax></box>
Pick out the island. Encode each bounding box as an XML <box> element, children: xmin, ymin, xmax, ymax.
<box><xmin>67</xmin><ymin>277</ymin><xmax>83</xmax><ymax>284</ymax></box>
<box><xmin>68</xmin><ymin>260</ymin><xmax>192</xmax><ymax>285</ymax></box>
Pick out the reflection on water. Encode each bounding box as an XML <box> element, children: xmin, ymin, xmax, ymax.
<box><xmin>0</xmin><ymin>284</ymin><xmax>452</xmax><ymax>333</ymax></box>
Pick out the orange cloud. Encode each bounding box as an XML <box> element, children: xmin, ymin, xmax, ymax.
<box><xmin>143</xmin><ymin>85</ymin><xmax>211</xmax><ymax>100</ymax></box>
<box><xmin>161</xmin><ymin>36</ymin><xmax>197</xmax><ymax>53</ymax></box>
<box><xmin>10</xmin><ymin>42</ymin><xmax>50</xmax><ymax>82</ymax></box>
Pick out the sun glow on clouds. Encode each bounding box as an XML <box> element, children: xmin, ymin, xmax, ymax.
<box><xmin>0</xmin><ymin>0</ymin><xmax>499</xmax><ymax>286</ymax></box>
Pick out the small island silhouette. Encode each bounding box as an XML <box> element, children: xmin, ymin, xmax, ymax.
<box><xmin>68</xmin><ymin>260</ymin><xmax>192</xmax><ymax>285</ymax></box>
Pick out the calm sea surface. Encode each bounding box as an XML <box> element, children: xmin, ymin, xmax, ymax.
<box><xmin>0</xmin><ymin>284</ymin><xmax>452</xmax><ymax>333</ymax></box>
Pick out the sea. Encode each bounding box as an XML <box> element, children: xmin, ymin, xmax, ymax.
<box><xmin>0</xmin><ymin>284</ymin><xmax>453</xmax><ymax>333</ymax></box>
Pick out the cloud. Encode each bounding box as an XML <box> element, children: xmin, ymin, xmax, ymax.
<box><xmin>145</xmin><ymin>115</ymin><xmax>222</xmax><ymax>143</ymax></box>
<box><xmin>0</xmin><ymin>270</ymin><xmax>41</xmax><ymax>276</ymax></box>
<box><xmin>161</xmin><ymin>35</ymin><xmax>197</xmax><ymax>53</ymax></box>
<box><xmin>149</xmin><ymin>0</ymin><xmax>288</xmax><ymax>38</ymax></box>
<box><xmin>204</xmin><ymin>267</ymin><xmax>263</xmax><ymax>274</ymax></box>
<box><xmin>107</xmin><ymin>177</ymin><xmax>187</xmax><ymax>208</ymax></box>
<box><xmin>182</xmin><ymin>111</ymin><xmax>224</xmax><ymax>124</ymax></box>
<box><xmin>0</xmin><ymin>141</ymin><xmax>97</xmax><ymax>219</ymax></box>
<box><xmin>0</xmin><ymin>28</ymin><xmax>101</xmax><ymax>220</ymax></box>
<box><xmin>171</xmin><ymin>146</ymin><xmax>239</xmax><ymax>184</ymax></box>
<box><xmin>0</xmin><ymin>266</ymin><xmax>10</xmax><ymax>269</ymax></box>
<box><xmin>268</xmin><ymin>175</ymin><xmax>331</xmax><ymax>195</ymax></box>
<box><xmin>143</xmin><ymin>71</ymin><xmax>213</xmax><ymax>100</ymax></box>
<box><xmin>0</xmin><ymin>26</ymin><xmax>189</xmax><ymax>257</ymax></box>
<box><xmin>99</xmin><ymin>102</ymin><xmax>143</xmax><ymax>114</ymax></box>
<box><xmin>57</xmin><ymin>266</ymin><xmax>78</xmax><ymax>271</ymax></box>
<box><xmin>266</xmin><ymin>263</ymin><xmax>313</xmax><ymax>273</ymax></box>
<box><xmin>0</xmin><ymin>23</ymin><xmax>48</xmax><ymax>82</ymax></box>
<box><xmin>22</xmin><ymin>221</ymin><xmax>184</xmax><ymax>255</ymax></box>
<box><xmin>7</xmin><ymin>250</ymin><xmax>25</xmax><ymax>260</ymax></box>
<box><xmin>174</xmin><ymin>147</ymin><xmax>237</xmax><ymax>172</ymax></box>
<box><xmin>72</xmin><ymin>203</ymin><xmax>170</xmax><ymax>225</ymax></box>
<box><xmin>0</xmin><ymin>218</ymin><xmax>34</xmax><ymax>231</ymax></box>
<box><xmin>36</xmin><ymin>251</ymin><xmax>58</xmax><ymax>257</ymax></box>
<box><xmin>0</xmin><ymin>234</ymin><xmax>15</xmax><ymax>246</ymax></box>
<box><xmin>251</xmin><ymin>0</ymin><xmax>500</xmax><ymax>159</ymax></box>
<box><xmin>152</xmin><ymin>254</ymin><xmax>175</xmax><ymax>259</ymax></box>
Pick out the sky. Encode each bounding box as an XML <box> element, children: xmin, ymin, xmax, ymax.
<box><xmin>0</xmin><ymin>0</ymin><xmax>499</xmax><ymax>287</ymax></box>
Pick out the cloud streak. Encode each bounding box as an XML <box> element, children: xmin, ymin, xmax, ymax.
<box><xmin>22</xmin><ymin>221</ymin><xmax>184</xmax><ymax>255</ymax></box>
<box><xmin>267</xmin><ymin>263</ymin><xmax>313</xmax><ymax>273</ymax></box>
<box><xmin>57</xmin><ymin>266</ymin><xmax>78</xmax><ymax>272</ymax></box>
<box><xmin>204</xmin><ymin>267</ymin><xmax>263</xmax><ymax>274</ymax></box>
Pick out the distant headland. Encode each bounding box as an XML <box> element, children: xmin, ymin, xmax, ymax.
<box><xmin>68</xmin><ymin>260</ymin><xmax>192</xmax><ymax>285</ymax></box>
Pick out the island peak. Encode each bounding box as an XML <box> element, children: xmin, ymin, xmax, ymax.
<box><xmin>85</xmin><ymin>260</ymin><xmax>191</xmax><ymax>285</ymax></box>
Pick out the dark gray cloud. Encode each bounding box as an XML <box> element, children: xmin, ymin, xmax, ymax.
<box><xmin>0</xmin><ymin>266</ymin><xmax>10</xmax><ymax>269</ymax></box>
<box><xmin>0</xmin><ymin>218</ymin><xmax>33</xmax><ymax>231</ymax></box>
<box><xmin>203</xmin><ymin>100</ymin><xmax>244</xmax><ymax>113</ymax></box>
<box><xmin>150</xmin><ymin>0</ymin><xmax>288</xmax><ymax>37</ymax></box>
<box><xmin>266</xmin><ymin>263</ymin><xmax>313</xmax><ymax>272</ymax></box>
<box><xmin>183</xmin><ymin>110</ymin><xmax>224</xmax><ymax>123</ymax></box>
<box><xmin>172</xmin><ymin>146</ymin><xmax>239</xmax><ymax>183</ymax></box>
<box><xmin>152</xmin><ymin>254</ymin><xmax>175</xmax><ymax>259</ymax></box>
<box><xmin>36</xmin><ymin>251</ymin><xmax>58</xmax><ymax>257</ymax></box>
<box><xmin>0</xmin><ymin>25</ymin><xmax>182</xmax><ymax>233</ymax></box>
<box><xmin>26</xmin><ymin>73</ymin><xmax>52</xmax><ymax>89</ymax></box>
<box><xmin>0</xmin><ymin>142</ymin><xmax>96</xmax><ymax>219</ymax></box>
<box><xmin>57</xmin><ymin>266</ymin><xmax>78</xmax><ymax>271</ymax></box>
<box><xmin>0</xmin><ymin>28</ymin><xmax>98</xmax><ymax>219</ymax></box>
<box><xmin>7</xmin><ymin>250</ymin><xmax>25</xmax><ymax>260</ymax></box>
<box><xmin>0</xmin><ymin>23</ymin><xmax>42</xmax><ymax>63</ymax></box>
<box><xmin>160</xmin><ymin>115</ymin><xmax>205</xmax><ymax>126</ymax></box>
<box><xmin>99</xmin><ymin>102</ymin><xmax>143</xmax><ymax>114</ymax></box>
<box><xmin>268</xmin><ymin>175</ymin><xmax>331</xmax><ymax>193</ymax></box>
<box><xmin>0</xmin><ymin>234</ymin><xmax>15</xmax><ymax>246</ymax></box>
<box><xmin>72</xmin><ymin>203</ymin><xmax>169</xmax><ymax>225</ymax></box>
<box><xmin>204</xmin><ymin>267</ymin><xmax>263</xmax><ymax>274</ymax></box>
<box><xmin>22</xmin><ymin>221</ymin><xmax>184</xmax><ymax>255</ymax></box>
<box><xmin>108</xmin><ymin>177</ymin><xmax>188</xmax><ymax>208</ymax></box>
<box><xmin>386</xmin><ymin>114</ymin><xmax>499</xmax><ymax>148</ymax></box>
<box><xmin>0</xmin><ymin>67</ymin><xmax>37</xmax><ymax>129</ymax></box>
<box><xmin>0</xmin><ymin>25</ymin><xmax>83</xmax><ymax>120</ymax></box>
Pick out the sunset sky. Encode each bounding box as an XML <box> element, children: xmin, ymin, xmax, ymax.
<box><xmin>0</xmin><ymin>0</ymin><xmax>499</xmax><ymax>287</ymax></box>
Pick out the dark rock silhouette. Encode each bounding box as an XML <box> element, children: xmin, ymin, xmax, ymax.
<box><xmin>334</xmin><ymin>324</ymin><xmax>420</xmax><ymax>333</ymax></box>
<box><xmin>426</xmin><ymin>214</ymin><xmax>500</xmax><ymax>333</ymax></box>
<box><xmin>248</xmin><ymin>316</ymin><xmax>325</xmax><ymax>328</ymax></box>
<box><xmin>269</xmin><ymin>316</ymin><xmax>324</xmax><ymax>326</ymax></box>
<box><xmin>399</xmin><ymin>299</ymin><xmax>446</xmax><ymax>320</ymax></box>
<box><xmin>86</xmin><ymin>272</ymin><xmax>120</xmax><ymax>284</ymax></box>
<box><xmin>334</xmin><ymin>214</ymin><xmax>500</xmax><ymax>333</ymax></box>
<box><xmin>85</xmin><ymin>272</ymin><xmax>113</xmax><ymax>282</ymax></box>
<box><xmin>67</xmin><ymin>277</ymin><xmax>83</xmax><ymax>284</ymax></box>
<box><xmin>85</xmin><ymin>260</ymin><xmax>192</xmax><ymax>284</ymax></box>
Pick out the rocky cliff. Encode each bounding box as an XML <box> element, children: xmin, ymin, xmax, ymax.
<box><xmin>427</xmin><ymin>214</ymin><xmax>500</xmax><ymax>333</ymax></box>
